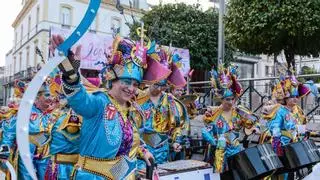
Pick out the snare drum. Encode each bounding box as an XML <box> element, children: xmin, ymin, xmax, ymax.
<box><xmin>138</xmin><ymin>160</ymin><xmax>218</xmax><ymax>180</ymax></box>
<box><xmin>227</xmin><ymin>143</ymin><xmax>283</xmax><ymax>180</ymax></box>
<box><xmin>279</xmin><ymin>139</ymin><xmax>320</xmax><ymax>172</ymax></box>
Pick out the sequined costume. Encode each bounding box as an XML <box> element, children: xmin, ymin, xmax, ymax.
<box><xmin>137</xmin><ymin>47</ymin><xmax>189</xmax><ymax>167</ymax></box>
<box><xmin>137</xmin><ymin>91</ymin><xmax>189</xmax><ymax>167</ymax></box>
<box><xmin>44</xmin><ymin>109</ymin><xmax>82</xmax><ymax>180</ymax></box>
<box><xmin>0</xmin><ymin>105</ymin><xmax>51</xmax><ymax>179</ymax></box>
<box><xmin>62</xmin><ymin>83</ymin><xmax>148</xmax><ymax>179</ymax></box>
<box><xmin>61</xmin><ymin>37</ymin><xmax>168</xmax><ymax>179</ymax></box>
<box><xmin>201</xmin><ymin>65</ymin><xmax>258</xmax><ymax>173</ymax></box>
<box><xmin>0</xmin><ymin>80</ymin><xmax>53</xmax><ymax>179</ymax></box>
<box><xmin>28</xmin><ymin>105</ymin><xmax>52</xmax><ymax>179</ymax></box>
<box><xmin>0</xmin><ymin>114</ymin><xmax>16</xmax><ymax>178</ymax></box>
<box><xmin>260</xmin><ymin>73</ymin><xmax>310</xmax><ymax>153</ymax></box>
<box><xmin>202</xmin><ymin>105</ymin><xmax>258</xmax><ymax>172</ymax></box>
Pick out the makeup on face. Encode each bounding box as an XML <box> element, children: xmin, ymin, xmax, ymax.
<box><xmin>119</xmin><ymin>78</ymin><xmax>139</xmax><ymax>88</ymax></box>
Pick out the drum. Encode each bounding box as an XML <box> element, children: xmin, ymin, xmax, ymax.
<box><xmin>227</xmin><ymin>143</ymin><xmax>283</xmax><ymax>180</ymax></box>
<box><xmin>279</xmin><ymin>139</ymin><xmax>320</xmax><ymax>172</ymax></box>
<box><xmin>138</xmin><ymin>160</ymin><xmax>219</xmax><ymax>180</ymax></box>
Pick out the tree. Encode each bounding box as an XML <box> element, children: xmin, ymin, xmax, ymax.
<box><xmin>225</xmin><ymin>0</ymin><xmax>320</xmax><ymax>70</ymax></box>
<box><xmin>129</xmin><ymin>3</ymin><xmax>234</xmax><ymax>70</ymax></box>
<box><xmin>300</xmin><ymin>66</ymin><xmax>320</xmax><ymax>83</ymax></box>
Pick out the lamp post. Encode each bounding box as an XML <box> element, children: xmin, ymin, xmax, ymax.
<box><xmin>218</xmin><ymin>0</ymin><xmax>225</xmax><ymax>65</ymax></box>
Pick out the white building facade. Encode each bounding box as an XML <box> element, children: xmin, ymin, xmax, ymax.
<box><xmin>3</xmin><ymin>0</ymin><xmax>148</xmax><ymax>105</ymax></box>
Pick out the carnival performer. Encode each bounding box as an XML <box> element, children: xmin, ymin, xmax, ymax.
<box><xmin>259</xmin><ymin>72</ymin><xmax>310</xmax><ymax>180</ymax></box>
<box><xmin>201</xmin><ymin>65</ymin><xmax>258</xmax><ymax>173</ymax></box>
<box><xmin>0</xmin><ymin>81</ymin><xmax>25</xmax><ymax>179</ymax></box>
<box><xmin>39</xmin><ymin>72</ymin><xmax>79</xmax><ymax>179</ymax></box>
<box><xmin>45</xmin><ymin>107</ymin><xmax>82</xmax><ymax>180</ymax></box>
<box><xmin>49</xmin><ymin>34</ymin><xmax>173</xmax><ymax>179</ymax></box>
<box><xmin>0</xmin><ymin>80</ymin><xmax>55</xmax><ymax>179</ymax></box>
<box><xmin>136</xmin><ymin>47</ymin><xmax>189</xmax><ymax>167</ymax></box>
<box><xmin>260</xmin><ymin>72</ymin><xmax>310</xmax><ymax>150</ymax></box>
<box><xmin>0</xmin><ymin>104</ymin><xmax>17</xmax><ymax>178</ymax></box>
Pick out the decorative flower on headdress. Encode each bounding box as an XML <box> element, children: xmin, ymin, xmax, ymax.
<box><xmin>210</xmin><ymin>64</ymin><xmax>243</xmax><ymax>99</ymax></box>
<box><xmin>272</xmin><ymin>71</ymin><xmax>310</xmax><ymax>100</ymax></box>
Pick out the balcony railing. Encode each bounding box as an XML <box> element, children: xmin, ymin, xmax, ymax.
<box><xmin>2</xmin><ymin>67</ymin><xmax>38</xmax><ymax>85</ymax></box>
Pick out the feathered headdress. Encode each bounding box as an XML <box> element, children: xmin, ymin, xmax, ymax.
<box><xmin>210</xmin><ymin>64</ymin><xmax>243</xmax><ymax>99</ymax></box>
<box><xmin>272</xmin><ymin>70</ymin><xmax>310</xmax><ymax>100</ymax></box>
<box><xmin>99</xmin><ymin>36</ymin><xmax>170</xmax><ymax>87</ymax></box>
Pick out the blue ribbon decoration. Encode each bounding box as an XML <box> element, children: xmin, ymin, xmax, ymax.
<box><xmin>16</xmin><ymin>1</ymin><xmax>101</xmax><ymax>179</ymax></box>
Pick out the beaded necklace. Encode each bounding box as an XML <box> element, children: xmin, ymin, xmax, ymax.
<box><xmin>108</xmin><ymin>94</ymin><xmax>130</xmax><ymax>124</ymax></box>
<box><xmin>106</xmin><ymin>93</ymin><xmax>133</xmax><ymax>156</ymax></box>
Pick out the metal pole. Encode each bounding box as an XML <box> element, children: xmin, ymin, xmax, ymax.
<box><xmin>299</xmin><ymin>56</ymin><xmax>302</xmax><ymax>74</ymax></box>
<box><xmin>218</xmin><ymin>0</ymin><xmax>225</xmax><ymax>65</ymax></box>
<box><xmin>187</xmin><ymin>76</ymin><xmax>190</xmax><ymax>95</ymax></box>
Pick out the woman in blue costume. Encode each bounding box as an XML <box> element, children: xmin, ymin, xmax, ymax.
<box><xmin>49</xmin><ymin>35</ymin><xmax>170</xmax><ymax>179</ymax></box>
<box><xmin>201</xmin><ymin>65</ymin><xmax>258</xmax><ymax>173</ymax></box>
<box><xmin>0</xmin><ymin>104</ymin><xmax>18</xmax><ymax>178</ymax></box>
<box><xmin>0</xmin><ymin>80</ymin><xmax>54</xmax><ymax>179</ymax></box>
<box><xmin>260</xmin><ymin>72</ymin><xmax>310</xmax><ymax>180</ymax></box>
<box><xmin>42</xmin><ymin>73</ymin><xmax>82</xmax><ymax>179</ymax></box>
<box><xmin>136</xmin><ymin>48</ymin><xmax>189</xmax><ymax>167</ymax></box>
<box><xmin>260</xmin><ymin>72</ymin><xmax>310</xmax><ymax>149</ymax></box>
<box><xmin>45</xmin><ymin>107</ymin><xmax>82</xmax><ymax>180</ymax></box>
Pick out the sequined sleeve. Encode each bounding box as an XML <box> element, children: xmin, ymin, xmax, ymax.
<box><xmin>170</xmin><ymin>96</ymin><xmax>189</xmax><ymax>143</ymax></box>
<box><xmin>0</xmin><ymin>116</ymin><xmax>17</xmax><ymax>149</ymax></box>
<box><xmin>62</xmin><ymin>78</ymin><xmax>104</xmax><ymax>119</ymax></box>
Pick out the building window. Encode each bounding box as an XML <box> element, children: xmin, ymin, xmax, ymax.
<box><xmin>265</xmin><ymin>66</ymin><xmax>274</xmax><ymax>76</ymax></box>
<box><xmin>26</xmin><ymin>47</ymin><xmax>30</xmax><ymax>68</ymax></box>
<box><xmin>28</xmin><ymin>16</ymin><xmax>31</xmax><ymax>38</ymax></box>
<box><xmin>13</xmin><ymin>57</ymin><xmax>16</xmax><ymax>74</ymax></box>
<box><xmin>61</xmin><ymin>6</ymin><xmax>72</xmax><ymax>28</ymax></box>
<box><xmin>34</xmin><ymin>40</ymin><xmax>38</xmax><ymax>66</ymax></box>
<box><xmin>36</xmin><ymin>6</ymin><xmax>40</xmax><ymax>31</ymax></box>
<box><xmin>132</xmin><ymin>0</ymin><xmax>139</xmax><ymax>9</ymax></box>
<box><xmin>111</xmin><ymin>17</ymin><xmax>121</xmax><ymax>35</ymax></box>
<box><xmin>20</xmin><ymin>25</ymin><xmax>24</xmax><ymax>44</ymax></box>
<box><xmin>19</xmin><ymin>53</ymin><xmax>22</xmax><ymax>71</ymax></box>
<box><xmin>15</xmin><ymin>32</ymin><xmax>17</xmax><ymax>46</ymax></box>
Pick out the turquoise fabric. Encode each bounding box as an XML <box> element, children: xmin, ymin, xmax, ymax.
<box><xmin>0</xmin><ymin>106</ymin><xmax>51</xmax><ymax>179</ymax></box>
<box><xmin>138</xmin><ymin>93</ymin><xmax>188</xmax><ymax>167</ymax></box>
<box><xmin>266</xmin><ymin>105</ymin><xmax>297</xmax><ymax>145</ymax></box>
<box><xmin>65</xmin><ymin>84</ymin><xmax>136</xmax><ymax>179</ymax></box>
<box><xmin>47</xmin><ymin>112</ymin><xmax>80</xmax><ymax>179</ymax></box>
<box><xmin>201</xmin><ymin>110</ymin><xmax>242</xmax><ymax>172</ymax></box>
<box><xmin>117</xmin><ymin>61</ymin><xmax>144</xmax><ymax>83</ymax></box>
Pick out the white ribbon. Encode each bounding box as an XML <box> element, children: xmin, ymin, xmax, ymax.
<box><xmin>16</xmin><ymin>0</ymin><xmax>101</xmax><ymax>179</ymax></box>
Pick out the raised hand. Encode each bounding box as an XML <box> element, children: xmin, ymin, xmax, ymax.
<box><xmin>49</xmin><ymin>34</ymin><xmax>82</xmax><ymax>81</ymax></box>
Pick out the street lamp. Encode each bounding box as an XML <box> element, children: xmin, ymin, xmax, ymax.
<box><xmin>218</xmin><ymin>0</ymin><xmax>225</xmax><ymax>65</ymax></box>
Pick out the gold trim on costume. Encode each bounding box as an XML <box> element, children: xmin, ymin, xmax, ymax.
<box><xmin>75</xmin><ymin>155</ymin><xmax>135</xmax><ymax>180</ymax></box>
<box><xmin>54</xmin><ymin>153</ymin><xmax>79</xmax><ymax>164</ymax></box>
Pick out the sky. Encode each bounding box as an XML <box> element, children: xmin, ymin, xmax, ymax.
<box><xmin>0</xmin><ymin>0</ymin><xmax>22</xmax><ymax>66</ymax></box>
